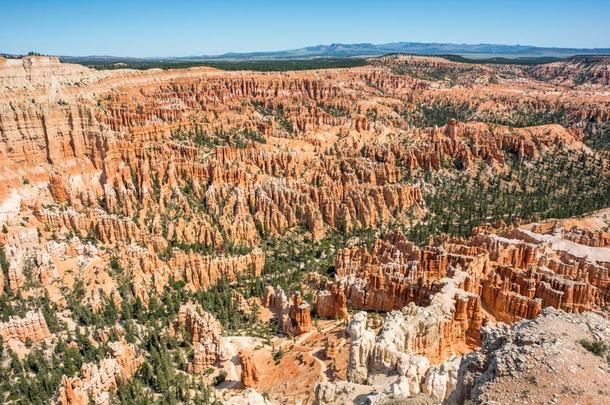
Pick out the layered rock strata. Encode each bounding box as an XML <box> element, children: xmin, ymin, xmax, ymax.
<box><xmin>0</xmin><ymin>310</ymin><xmax>51</xmax><ymax>345</ymax></box>
<box><xmin>319</xmin><ymin>223</ymin><xmax>608</xmax><ymax>325</ymax></box>
<box><xmin>0</xmin><ymin>54</ymin><xmax>609</xmax><ymax>405</ymax></box>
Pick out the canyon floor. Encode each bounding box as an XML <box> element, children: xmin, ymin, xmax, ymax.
<box><xmin>0</xmin><ymin>54</ymin><xmax>609</xmax><ymax>404</ymax></box>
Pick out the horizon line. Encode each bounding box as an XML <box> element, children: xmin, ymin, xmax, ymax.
<box><xmin>3</xmin><ymin>39</ymin><xmax>610</xmax><ymax>59</ymax></box>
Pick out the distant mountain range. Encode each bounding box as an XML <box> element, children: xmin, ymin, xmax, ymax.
<box><xmin>177</xmin><ymin>42</ymin><xmax>610</xmax><ymax>61</ymax></box>
<box><xmin>7</xmin><ymin>41</ymin><xmax>610</xmax><ymax>63</ymax></box>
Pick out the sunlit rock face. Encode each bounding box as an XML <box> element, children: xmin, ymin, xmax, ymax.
<box><xmin>0</xmin><ymin>54</ymin><xmax>609</xmax><ymax>405</ymax></box>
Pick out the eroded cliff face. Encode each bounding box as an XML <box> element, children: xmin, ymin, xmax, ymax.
<box><xmin>1</xmin><ymin>56</ymin><xmax>602</xmax><ymax>285</ymax></box>
<box><xmin>528</xmin><ymin>55</ymin><xmax>610</xmax><ymax>86</ymax></box>
<box><xmin>318</xmin><ymin>221</ymin><xmax>608</xmax><ymax>326</ymax></box>
<box><xmin>0</xmin><ymin>55</ymin><xmax>609</xmax><ymax>404</ymax></box>
<box><xmin>313</xmin><ymin>213</ymin><xmax>609</xmax><ymax>403</ymax></box>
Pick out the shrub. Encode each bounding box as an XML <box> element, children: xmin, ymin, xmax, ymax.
<box><xmin>579</xmin><ymin>339</ymin><xmax>607</xmax><ymax>356</ymax></box>
<box><xmin>213</xmin><ymin>370</ymin><xmax>227</xmax><ymax>386</ymax></box>
<box><xmin>272</xmin><ymin>348</ymin><xmax>284</xmax><ymax>363</ymax></box>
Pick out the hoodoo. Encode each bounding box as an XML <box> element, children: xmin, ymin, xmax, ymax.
<box><xmin>1</xmin><ymin>31</ymin><xmax>609</xmax><ymax>405</ymax></box>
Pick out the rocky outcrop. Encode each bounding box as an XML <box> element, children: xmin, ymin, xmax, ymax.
<box><xmin>345</xmin><ymin>268</ymin><xmax>480</xmax><ymax>383</ymax></box>
<box><xmin>2</xmin><ymin>227</ymin><xmax>50</xmax><ymax>292</ymax></box>
<box><xmin>0</xmin><ymin>310</ymin><xmax>51</xmax><ymax>345</ymax></box>
<box><xmin>322</xmin><ymin>231</ymin><xmax>487</xmax><ymax>326</ymax></box>
<box><xmin>49</xmin><ymin>173</ymin><xmax>70</xmax><ymax>203</ymax></box>
<box><xmin>531</xmin><ymin>221</ymin><xmax>610</xmax><ymax>248</ymax></box>
<box><xmin>239</xmin><ymin>349</ymin><xmax>260</xmax><ymax>388</ymax></box>
<box><xmin>168</xmin><ymin>248</ymin><xmax>265</xmax><ymax>290</ymax></box>
<box><xmin>475</xmin><ymin>227</ymin><xmax>609</xmax><ymax>319</ymax></box>
<box><xmin>0</xmin><ymin>54</ymin><xmax>609</xmax><ymax>405</ymax></box>
<box><xmin>263</xmin><ymin>286</ymin><xmax>312</xmax><ymax>336</ymax></box>
<box><xmin>316</xmin><ymin>216</ymin><xmax>610</xmax><ymax>402</ymax></box>
<box><xmin>323</xmin><ymin>223</ymin><xmax>608</xmax><ymax>325</ymax></box>
<box><xmin>231</xmin><ymin>290</ymin><xmax>254</xmax><ymax>315</ymax></box>
<box><xmin>325</xmin><ymin>304</ymin><xmax>464</xmax><ymax>403</ymax></box>
<box><xmin>0</xmin><ymin>56</ymin><xmax>99</xmax><ymax>91</ymax></box>
<box><xmin>345</xmin><ymin>311</ymin><xmax>376</xmax><ymax>384</ymax></box>
<box><xmin>2</xmin><ymin>55</ymin><xmax>595</xmax><ymax>258</ymax></box>
<box><xmin>315</xmin><ymin>284</ymin><xmax>348</xmax><ymax>319</ymax></box>
<box><xmin>479</xmin><ymin>263</ymin><xmax>603</xmax><ymax>322</ymax></box>
<box><xmin>58</xmin><ymin>341</ymin><xmax>143</xmax><ymax>405</ymax></box>
<box><xmin>115</xmin><ymin>245</ymin><xmax>265</xmax><ymax>302</ymax></box>
<box><xmin>422</xmin><ymin>356</ymin><xmax>461</xmax><ymax>402</ymax></box>
<box><xmin>170</xmin><ymin>303</ymin><xmax>230</xmax><ymax>373</ymax></box>
<box><xmin>452</xmin><ymin>308</ymin><xmax>610</xmax><ymax>405</ymax></box>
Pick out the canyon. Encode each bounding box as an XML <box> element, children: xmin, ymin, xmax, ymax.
<box><xmin>0</xmin><ymin>54</ymin><xmax>608</xmax><ymax>404</ymax></box>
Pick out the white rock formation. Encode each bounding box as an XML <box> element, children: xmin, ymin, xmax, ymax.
<box><xmin>345</xmin><ymin>309</ymin><xmax>462</xmax><ymax>402</ymax></box>
<box><xmin>346</xmin><ymin>311</ymin><xmax>376</xmax><ymax>383</ymax></box>
<box><xmin>422</xmin><ymin>355</ymin><xmax>461</xmax><ymax>402</ymax></box>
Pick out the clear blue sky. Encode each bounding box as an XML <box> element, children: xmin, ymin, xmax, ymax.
<box><xmin>1</xmin><ymin>0</ymin><xmax>609</xmax><ymax>57</ymax></box>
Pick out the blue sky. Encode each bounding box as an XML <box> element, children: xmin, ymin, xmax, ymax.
<box><xmin>1</xmin><ymin>0</ymin><xmax>609</xmax><ymax>57</ymax></box>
